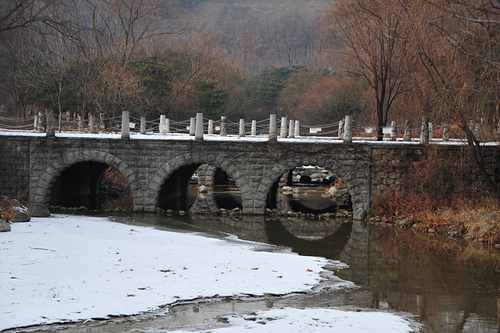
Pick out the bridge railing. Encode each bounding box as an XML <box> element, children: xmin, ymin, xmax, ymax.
<box><xmin>1</xmin><ymin>111</ymin><xmax>499</xmax><ymax>144</ymax></box>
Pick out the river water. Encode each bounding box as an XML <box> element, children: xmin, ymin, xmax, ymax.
<box><xmin>78</xmin><ymin>211</ymin><xmax>498</xmax><ymax>333</ymax></box>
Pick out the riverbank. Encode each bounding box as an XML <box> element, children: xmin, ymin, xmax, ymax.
<box><xmin>369</xmin><ymin>186</ymin><xmax>500</xmax><ymax>247</ymax></box>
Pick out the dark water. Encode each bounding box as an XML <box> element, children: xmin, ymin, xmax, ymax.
<box><xmin>99</xmin><ymin>212</ymin><xmax>500</xmax><ymax>333</ymax></box>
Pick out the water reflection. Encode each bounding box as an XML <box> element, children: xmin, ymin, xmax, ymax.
<box><xmin>111</xmin><ymin>213</ymin><xmax>500</xmax><ymax>332</ymax></box>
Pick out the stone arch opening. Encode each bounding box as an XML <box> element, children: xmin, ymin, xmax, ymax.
<box><xmin>49</xmin><ymin>162</ymin><xmax>132</xmax><ymax>210</ymax></box>
<box><xmin>266</xmin><ymin>164</ymin><xmax>352</xmax><ymax>214</ymax></box>
<box><xmin>155</xmin><ymin>162</ymin><xmax>243</xmax><ymax>213</ymax></box>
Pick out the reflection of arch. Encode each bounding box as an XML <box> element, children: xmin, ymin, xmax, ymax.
<box><xmin>266</xmin><ymin>219</ymin><xmax>371</xmax><ymax>285</ymax></box>
<box><xmin>259</xmin><ymin>152</ymin><xmax>370</xmax><ymax>215</ymax></box>
<box><xmin>265</xmin><ymin>219</ymin><xmax>353</xmax><ymax>259</ymax></box>
<box><xmin>280</xmin><ymin>219</ymin><xmax>345</xmax><ymax>240</ymax></box>
<box><xmin>31</xmin><ymin>150</ymin><xmax>140</xmax><ymax>208</ymax></box>
<box><xmin>143</xmin><ymin>154</ymin><xmax>246</xmax><ymax>212</ymax></box>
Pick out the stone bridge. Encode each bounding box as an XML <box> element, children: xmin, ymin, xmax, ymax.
<box><xmin>1</xmin><ymin>135</ymin><xmax>499</xmax><ymax>217</ymax></box>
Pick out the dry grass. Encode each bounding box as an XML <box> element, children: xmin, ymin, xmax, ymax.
<box><xmin>0</xmin><ymin>195</ymin><xmax>25</xmax><ymax>221</ymax></box>
<box><xmin>370</xmin><ymin>147</ymin><xmax>500</xmax><ymax>244</ymax></box>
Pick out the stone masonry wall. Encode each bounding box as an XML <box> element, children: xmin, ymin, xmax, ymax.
<box><xmin>0</xmin><ymin>137</ymin><xmax>31</xmax><ymax>200</ymax></box>
<box><xmin>370</xmin><ymin>145</ymin><xmax>500</xmax><ymax>199</ymax></box>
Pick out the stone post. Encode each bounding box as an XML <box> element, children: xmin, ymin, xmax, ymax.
<box><xmin>294</xmin><ymin>120</ymin><xmax>300</xmax><ymax>137</ymax></box>
<box><xmin>77</xmin><ymin>114</ymin><xmax>83</xmax><ymax>133</ymax></box>
<box><xmin>442</xmin><ymin>123</ymin><xmax>449</xmax><ymax>142</ymax></box>
<box><xmin>475</xmin><ymin>120</ymin><xmax>481</xmax><ymax>139</ymax></box>
<box><xmin>470</xmin><ymin>119</ymin><xmax>476</xmax><ymax>137</ymax></box>
<box><xmin>195</xmin><ymin>113</ymin><xmax>204</xmax><ymax>140</ymax></box>
<box><xmin>34</xmin><ymin>113</ymin><xmax>38</xmax><ymax>131</ymax></box>
<box><xmin>38</xmin><ymin>111</ymin><xmax>45</xmax><ymax>132</ymax></box>
<box><xmin>239</xmin><ymin>119</ymin><xmax>245</xmax><ymax>137</ymax></box>
<box><xmin>403</xmin><ymin>120</ymin><xmax>411</xmax><ymax>141</ymax></box>
<box><xmin>100</xmin><ymin>113</ymin><xmax>105</xmax><ymax>134</ymax></box>
<box><xmin>58</xmin><ymin>111</ymin><xmax>62</xmax><ymax>133</ymax></box>
<box><xmin>220</xmin><ymin>116</ymin><xmax>227</xmax><ymax>136</ymax></box>
<box><xmin>46</xmin><ymin>110</ymin><xmax>55</xmax><ymax>137</ymax></box>
<box><xmin>288</xmin><ymin>119</ymin><xmax>294</xmax><ymax>138</ymax></box>
<box><xmin>208</xmin><ymin>119</ymin><xmax>214</xmax><ymax>134</ymax></box>
<box><xmin>89</xmin><ymin>114</ymin><xmax>96</xmax><ymax>133</ymax></box>
<box><xmin>420</xmin><ymin>117</ymin><xmax>429</xmax><ymax>144</ymax></box>
<box><xmin>338</xmin><ymin>118</ymin><xmax>345</xmax><ymax>139</ymax></box>
<box><xmin>269</xmin><ymin>114</ymin><xmax>277</xmax><ymax>142</ymax></box>
<box><xmin>189</xmin><ymin>117</ymin><xmax>196</xmax><ymax>136</ymax></box>
<box><xmin>165</xmin><ymin>118</ymin><xmax>170</xmax><ymax>133</ymax></box>
<box><xmin>251</xmin><ymin>120</ymin><xmax>257</xmax><ymax>136</ymax></box>
<box><xmin>280</xmin><ymin>117</ymin><xmax>287</xmax><ymax>138</ymax></box>
<box><xmin>343</xmin><ymin>115</ymin><xmax>352</xmax><ymax>143</ymax></box>
<box><xmin>121</xmin><ymin>111</ymin><xmax>130</xmax><ymax>139</ymax></box>
<box><xmin>390</xmin><ymin>121</ymin><xmax>397</xmax><ymax>141</ymax></box>
<box><xmin>497</xmin><ymin>120</ymin><xmax>500</xmax><ymax>137</ymax></box>
<box><xmin>160</xmin><ymin>115</ymin><xmax>166</xmax><ymax>135</ymax></box>
<box><xmin>429</xmin><ymin>122</ymin><xmax>433</xmax><ymax>141</ymax></box>
<box><xmin>140</xmin><ymin>117</ymin><xmax>146</xmax><ymax>134</ymax></box>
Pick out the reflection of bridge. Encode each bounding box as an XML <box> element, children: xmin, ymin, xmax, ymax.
<box><xmin>2</xmin><ymin>134</ymin><xmax>500</xmax><ymax>216</ymax></box>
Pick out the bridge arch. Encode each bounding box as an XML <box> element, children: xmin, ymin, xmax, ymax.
<box><xmin>31</xmin><ymin>150</ymin><xmax>141</xmax><ymax>209</ymax></box>
<box><xmin>253</xmin><ymin>153</ymin><xmax>371</xmax><ymax>215</ymax></box>
<box><xmin>143</xmin><ymin>153</ymin><xmax>248</xmax><ymax>212</ymax></box>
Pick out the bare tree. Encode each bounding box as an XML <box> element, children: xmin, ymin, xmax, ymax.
<box><xmin>323</xmin><ymin>0</ymin><xmax>415</xmax><ymax>140</ymax></box>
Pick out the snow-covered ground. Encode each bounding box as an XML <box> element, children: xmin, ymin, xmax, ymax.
<box><xmin>0</xmin><ymin>215</ymin><xmax>419</xmax><ymax>332</ymax></box>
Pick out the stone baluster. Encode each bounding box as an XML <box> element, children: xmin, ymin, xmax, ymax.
<box><xmin>475</xmin><ymin>120</ymin><xmax>481</xmax><ymax>140</ymax></box>
<box><xmin>420</xmin><ymin>117</ymin><xmax>429</xmax><ymax>144</ymax></box>
<box><xmin>403</xmin><ymin>120</ymin><xmax>411</xmax><ymax>141</ymax></box>
<box><xmin>189</xmin><ymin>117</ymin><xmax>196</xmax><ymax>136</ymax></box>
<box><xmin>429</xmin><ymin>122</ymin><xmax>433</xmax><ymax>141</ymax></box>
<box><xmin>220</xmin><ymin>116</ymin><xmax>227</xmax><ymax>136</ymax></box>
<box><xmin>208</xmin><ymin>119</ymin><xmax>214</xmax><ymax>134</ymax></box>
<box><xmin>338</xmin><ymin>118</ymin><xmax>345</xmax><ymax>139</ymax></box>
<box><xmin>251</xmin><ymin>120</ymin><xmax>257</xmax><ymax>136</ymax></box>
<box><xmin>89</xmin><ymin>114</ymin><xmax>96</xmax><ymax>133</ymax></box>
<box><xmin>343</xmin><ymin>115</ymin><xmax>352</xmax><ymax>143</ymax></box>
<box><xmin>100</xmin><ymin>113</ymin><xmax>105</xmax><ymax>134</ymax></box>
<box><xmin>140</xmin><ymin>117</ymin><xmax>146</xmax><ymax>134</ymax></box>
<box><xmin>121</xmin><ymin>111</ymin><xmax>130</xmax><ymax>139</ymax></box>
<box><xmin>390</xmin><ymin>121</ymin><xmax>397</xmax><ymax>141</ymax></box>
<box><xmin>269</xmin><ymin>114</ymin><xmax>277</xmax><ymax>142</ymax></box>
<box><xmin>160</xmin><ymin>115</ymin><xmax>166</xmax><ymax>135</ymax></box>
<box><xmin>288</xmin><ymin>119</ymin><xmax>294</xmax><ymax>138</ymax></box>
<box><xmin>280</xmin><ymin>117</ymin><xmax>287</xmax><ymax>138</ymax></box>
<box><xmin>195</xmin><ymin>113</ymin><xmax>204</xmax><ymax>140</ymax></box>
<box><xmin>34</xmin><ymin>112</ymin><xmax>38</xmax><ymax>131</ymax></box>
<box><xmin>77</xmin><ymin>114</ymin><xmax>83</xmax><ymax>133</ymax></box>
<box><xmin>442</xmin><ymin>123</ymin><xmax>449</xmax><ymax>142</ymax></box>
<box><xmin>38</xmin><ymin>111</ymin><xmax>45</xmax><ymax>132</ymax></box>
<box><xmin>294</xmin><ymin>120</ymin><xmax>300</xmax><ymax>137</ymax></box>
<box><xmin>239</xmin><ymin>119</ymin><xmax>245</xmax><ymax>137</ymax></box>
<box><xmin>46</xmin><ymin>110</ymin><xmax>55</xmax><ymax>137</ymax></box>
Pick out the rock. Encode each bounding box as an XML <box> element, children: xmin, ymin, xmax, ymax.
<box><xmin>10</xmin><ymin>211</ymin><xmax>31</xmax><ymax>222</ymax></box>
<box><xmin>28</xmin><ymin>203</ymin><xmax>51</xmax><ymax>217</ymax></box>
<box><xmin>495</xmin><ymin>244</ymin><xmax>500</xmax><ymax>249</ymax></box>
<box><xmin>78</xmin><ymin>206</ymin><xmax>89</xmax><ymax>212</ymax></box>
<box><xmin>0</xmin><ymin>220</ymin><xmax>11</xmax><ymax>232</ymax></box>
<box><xmin>353</xmin><ymin>207</ymin><xmax>367</xmax><ymax>220</ymax></box>
<box><xmin>198</xmin><ymin>185</ymin><xmax>208</xmax><ymax>193</ymax></box>
<box><xmin>282</xmin><ymin>186</ymin><xmax>293</xmax><ymax>192</ymax></box>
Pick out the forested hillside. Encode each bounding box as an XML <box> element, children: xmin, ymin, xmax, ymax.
<box><xmin>180</xmin><ymin>0</ymin><xmax>327</xmax><ymax>75</ymax></box>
